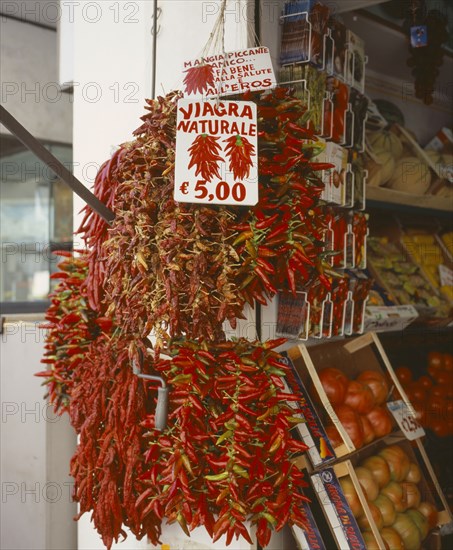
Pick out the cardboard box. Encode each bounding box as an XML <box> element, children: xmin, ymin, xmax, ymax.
<box><xmin>363</xmin><ymin>305</ymin><xmax>419</xmax><ymax>333</ymax></box>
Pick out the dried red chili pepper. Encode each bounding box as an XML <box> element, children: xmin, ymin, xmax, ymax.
<box><xmin>223</xmin><ymin>134</ymin><xmax>255</xmax><ymax>180</ymax></box>
<box><xmin>188</xmin><ymin>134</ymin><xmax>223</xmax><ymax>182</ymax></box>
<box><xmin>183</xmin><ymin>63</ymin><xmax>215</xmax><ymax>95</ymax></box>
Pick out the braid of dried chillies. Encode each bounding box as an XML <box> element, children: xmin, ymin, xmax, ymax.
<box><xmin>38</xmin><ymin>253</ymin><xmax>168</xmax><ymax>548</ymax></box>
<box><xmin>231</xmin><ymin>88</ymin><xmax>337</xmax><ymax>305</ymax></box>
<box><xmin>188</xmin><ymin>134</ymin><xmax>224</xmax><ymax>182</ymax></box>
<box><xmin>223</xmin><ymin>134</ymin><xmax>255</xmax><ymax>180</ymax></box>
<box><xmin>100</xmin><ymin>93</ymin><xmax>244</xmax><ymax>342</ymax></box>
<box><xmin>70</xmin><ymin>334</ymin><xmax>166</xmax><ymax>548</ymax></box>
<box><xmin>183</xmin><ymin>63</ymin><xmax>216</xmax><ymax>96</ymax></box>
<box><xmin>77</xmin><ymin>145</ymin><xmax>125</xmax><ymax>313</ymax></box>
<box><xmin>136</xmin><ymin>338</ymin><xmax>309</xmax><ymax>548</ymax></box>
<box><xmin>36</xmin><ymin>251</ymin><xmax>104</xmax><ymax>414</ymax></box>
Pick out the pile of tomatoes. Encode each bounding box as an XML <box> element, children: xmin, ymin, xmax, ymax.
<box><xmin>315</xmin><ymin>367</ymin><xmax>394</xmax><ymax>450</ymax></box>
<box><xmin>396</xmin><ymin>352</ymin><xmax>453</xmax><ymax>438</ymax></box>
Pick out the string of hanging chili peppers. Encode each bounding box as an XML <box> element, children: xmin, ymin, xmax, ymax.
<box><xmin>37</xmin><ymin>85</ymin><xmax>347</xmax><ymax>548</ymax></box>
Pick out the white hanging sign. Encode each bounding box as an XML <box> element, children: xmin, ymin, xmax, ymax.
<box><xmin>174</xmin><ymin>99</ymin><xmax>258</xmax><ymax>206</ymax></box>
<box><xmin>182</xmin><ymin>47</ymin><xmax>276</xmax><ymax>97</ymax></box>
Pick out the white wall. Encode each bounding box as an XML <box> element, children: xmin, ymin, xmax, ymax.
<box><xmin>0</xmin><ymin>18</ymin><xmax>73</xmax><ymax>144</ymax></box>
<box><xmin>0</xmin><ymin>321</ymin><xmax>77</xmax><ymax>550</ymax></box>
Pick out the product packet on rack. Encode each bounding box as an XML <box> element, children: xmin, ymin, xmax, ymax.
<box><xmin>349</xmin><ymin>89</ymin><xmax>368</xmax><ymax>151</ymax></box>
<box><xmin>327</xmin><ymin>142</ymin><xmax>348</xmax><ymax>206</ymax></box>
<box><xmin>280</xmin><ymin>0</ymin><xmax>312</xmax><ymax>64</ymax></box>
<box><xmin>309</xmin><ymin>2</ymin><xmax>330</xmax><ymax>68</ymax></box>
<box><xmin>326</xmin><ymin>76</ymin><xmax>349</xmax><ymax>143</ymax></box>
<box><xmin>349</xmin><ymin>150</ymin><xmax>367</xmax><ymax>210</ymax></box>
<box><xmin>305</xmin><ymin>66</ymin><xmax>326</xmax><ymax>135</ymax></box>
<box><xmin>293</xmin><ymin>64</ymin><xmax>308</xmax><ymax>103</ymax></box>
<box><xmin>346</xmin><ymin>30</ymin><xmax>366</xmax><ymax>92</ymax></box>
<box><xmin>329</xmin><ymin>19</ymin><xmax>348</xmax><ymax>80</ymax></box>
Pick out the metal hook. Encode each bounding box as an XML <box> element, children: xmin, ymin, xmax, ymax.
<box><xmin>151</xmin><ymin>6</ymin><xmax>162</xmax><ymax>36</ymax></box>
<box><xmin>132</xmin><ymin>354</ymin><xmax>169</xmax><ymax>431</ymax></box>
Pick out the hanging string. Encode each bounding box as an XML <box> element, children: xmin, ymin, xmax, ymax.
<box><xmin>215</xmin><ymin>0</ymin><xmax>228</xmax><ymax>102</ymax></box>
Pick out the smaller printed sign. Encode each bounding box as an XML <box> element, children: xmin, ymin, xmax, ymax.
<box><xmin>292</xmin><ymin>498</ymin><xmax>327</xmax><ymax>550</ymax></box>
<box><xmin>387</xmin><ymin>400</ymin><xmax>425</xmax><ymax>441</ymax></box>
<box><xmin>175</xmin><ymin>99</ymin><xmax>258</xmax><ymax>205</ymax></box>
<box><xmin>439</xmin><ymin>264</ymin><xmax>453</xmax><ymax>287</ymax></box>
<box><xmin>312</xmin><ymin>469</ymin><xmax>366</xmax><ymax>550</ymax></box>
<box><xmin>182</xmin><ymin>47</ymin><xmax>276</xmax><ymax>98</ymax></box>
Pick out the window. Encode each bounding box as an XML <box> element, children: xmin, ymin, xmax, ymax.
<box><xmin>0</xmin><ymin>135</ymin><xmax>73</xmax><ymax>313</ymax></box>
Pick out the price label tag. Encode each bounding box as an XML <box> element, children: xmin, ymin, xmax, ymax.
<box><xmin>174</xmin><ymin>99</ymin><xmax>258</xmax><ymax>206</ymax></box>
<box><xmin>439</xmin><ymin>264</ymin><xmax>453</xmax><ymax>287</ymax></box>
<box><xmin>387</xmin><ymin>400</ymin><xmax>425</xmax><ymax>441</ymax></box>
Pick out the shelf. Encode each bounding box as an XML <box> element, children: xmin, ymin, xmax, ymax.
<box><xmin>366</xmin><ymin>186</ymin><xmax>453</xmax><ymax>214</ymax></box>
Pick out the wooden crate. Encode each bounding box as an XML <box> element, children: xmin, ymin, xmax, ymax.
<box><xmin>309</xmin><ymin>433</ymin><xmax>452</xmax><ymax>550</ymax></box>
<box><xmin>348</xmin><ymin>433</ymin><xmax>452</xmax><ymax>527</ymax></box>
<box><xmin>286</xmin><ymin>332</ymin><xmax>415</xmax><ymax>466</ymax></box>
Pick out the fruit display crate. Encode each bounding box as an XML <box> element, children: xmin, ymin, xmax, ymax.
<box><xmin>285</xmin><ymin>332</ymin><xmax>414</xmax><ymax>467</ymax></box>
<box><xmin>367</xmin><ymin>217</ymin><xmax>453</xmax><ymax>326</ymax></box>
<box><xmin>308</xmin><ymin>434</ymin><xmax>452</xmax><ymax>550</ymax></box>
<box><xmin>400</xmin><ymin>230</ymin><xmax>453</xmax><ymax>306</ymax></box>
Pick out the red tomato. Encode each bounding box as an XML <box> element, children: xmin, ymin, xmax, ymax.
<box><xmin>360</xmin><ymin>414</ymin><xmax>375</xmax><ymax>445</ymax></box>
<box><xmin>325</xmin><ymin>424</ymin><xmax>342</xmax><ymax>447</ymax></box>
<box><xmin>344</xmin><ymin>380</ymin><xmax>375</xmax><ymax>414</ymax></box>
<box><xmin>318</xmin><ymin>368</ymin><xmax>349</xmax><ymax>406</ymax></box>
<box><xmin>367</xmin><ymin>406</ymin><xmax>394</xmax><ymax>438</ymax></box>
<box><xmin>426</xmin><ymin>394</ymin><xmax>448</xmax><ymax>424</ymax></box>
<box><xmin>427</xmin><ymin>365</ymin><xmax>439</xmax><ymax>379</ymax></box>
<box><xmin>430</xmin><ymin>419</ymin><xmax>449</xmax><ymax>438</ymax></box>
<box><xmin>335</xmin><ymin>404</ymin><xmax>364</xmax><ymax>449</ymax></box>
<box><xmin>418</xmin><ymin>375</ymin><xmax>433</xmax><ymax>391</ymax></box>
<box><xmin>428</xmin><ymin>351</ymin><xmax>443</xmax><ymax>370</ymax></box>
<box><xmin>433</xmin><ymin>371</ymin><xmax>453</xmax><ymax>387</ymax></box>
<box><xmin>357</xmin><ymin>370</ymin><xmax>390</xmax><ymax>405</ymax></box>
<box><xmin>396</xmin><ymin>366</ymin><xmax>412</xmax><ymax>385</ymax></box>
<box><xmin>430</xmin><ymin>385</ymin><xmax>449</xmax><ymax>401</ymax></box>
<box><xmin>443</xmin><ymin>353</ymin><xmax>453</xmax><ymax>372</ymax></box>
<box><xmin>407</xmin><ymin>381</ymin><xmax>427</xmax><ymax>402</ymax></box>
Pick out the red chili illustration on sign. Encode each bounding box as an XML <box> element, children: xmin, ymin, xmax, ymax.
<box><xmin>188</xmin><ymin>134</ymin><xmax>224</xmax><ymax>182</ymax></box>
<box><xmin>223</xmin><ymin>135</ymin><xmax>255</xmax><ymax>180</ymax></box>
<box><xmin>183</xmin><ymin>64</ymin><xmax>216</xmax><ymax>95</ymax></box>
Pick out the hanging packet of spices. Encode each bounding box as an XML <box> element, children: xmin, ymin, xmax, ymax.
<box><xmin>326</xmin><ymin>76</ymin><xmax>350</xmax><ymax>144</ymax></box>
<box><xmin>306</xmin><ymin>65</ymin><xmax>326</xmax><ymax>135</ymax></box>
<box><xmin>349</xmin><ymin>150</ymin><xmax>367</xmax><ymax>209</ymax></box>
<box><xmin>174</xmin><ymin>99</ymin><xmax>258</xmax><ymax>205</ymax></box>
<box><xmin>182</xmin><ymin>47</ymin><xmax>276</xmax><ymax>98</ymax></box>
<box><xmin>280</xmin><ymin>0</ymin><xmax>313</xmax><ymax>64</ymax></box>
<box><xmin>276</xmin><ymin>291</ymin><xmax>310</xmax><ymax>340</ymax></box>
<box><xmin>329</xmin><ymin>19</ymin><xmax>348</xmax><ymax>81</ymax></box>
<box><xmin>349</xmin><ymin>89</ymin><xmax>368</xmax><ymax>152</ymax></box>
<box><xmin>309</xmin><ymin>3</ymin><xmax>330</xmax><ymax>68</ymax></box>
<box><xmin>346</xmin><ymin>30</ymin><xmax>366</xmax><ymax>93</ymax></box>
<box><xmin>325</xmin><ymin>141</ymin><xmax>347</xmax><ymax>206</ymax></box>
